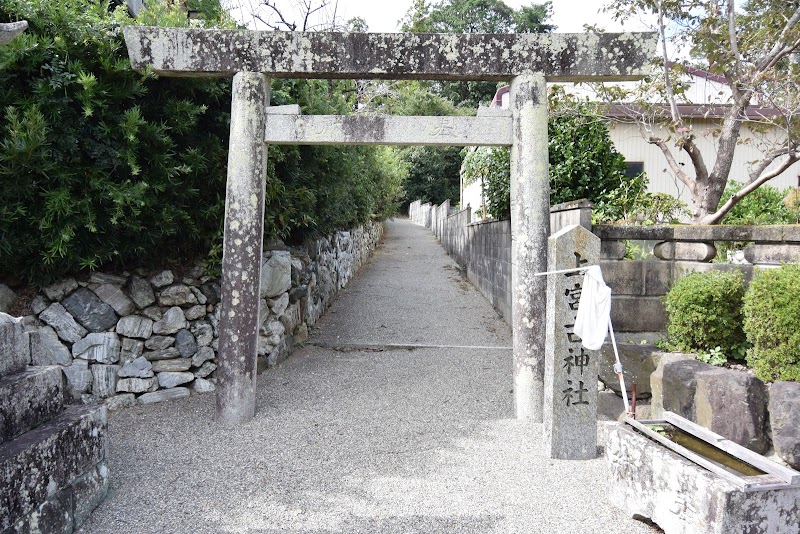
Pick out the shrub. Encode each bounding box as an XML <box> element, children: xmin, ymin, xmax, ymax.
<box><xmin>743</xmin><ymin>264</ymin><xmax>800</xmax><ymax>382</ymax></box>
<box><xmin>662</xmin><ymin>269</ymin><xmax>747</xmax><ymax>358</ymax></box>
<box><xmin>460</xmin><ymin>90</ymin><xmax>631</xmax><ymax>221</ymax></box>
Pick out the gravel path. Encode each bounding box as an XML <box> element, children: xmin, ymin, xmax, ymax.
<box><xmin>79</xmin><ymin>218</ymin><xmax>655</xmax><ymax>534</ymax></box>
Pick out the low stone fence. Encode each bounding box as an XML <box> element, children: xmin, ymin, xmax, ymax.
<box><xmin>594</xmin><ymin>224</ymin><xmax>800</xmax><ymax>332</ymax></box>
<box><xmin>3</xmin><ymin>221</ymin><xmax>383</xmax><ymax>411</ymax></box>
<box><xmin>413</xmin><ymin>199</ymin><xmax>800</xmax><ymax>333</ymax></box>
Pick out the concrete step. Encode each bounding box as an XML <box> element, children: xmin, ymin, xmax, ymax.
<box><xmin>0</xmin><ymin>403</ymin><xmax>108</xmax><ymax>533</ymax></box>
<box><xmin>0</xmin><ymin>366</ymin><xmax>65</xmax><ymax>445</ymax></box>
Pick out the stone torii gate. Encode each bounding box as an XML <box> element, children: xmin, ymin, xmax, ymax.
<box><xmin>124</xmin><ymin>27</ymin><xmax>655</xmax><ymax>425</ymax></box>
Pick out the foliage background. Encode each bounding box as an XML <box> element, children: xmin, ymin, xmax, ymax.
<box><xmin>0</xmin><ymin>0</ymin><xmax>404</xmax><ymax>284</ymax></box>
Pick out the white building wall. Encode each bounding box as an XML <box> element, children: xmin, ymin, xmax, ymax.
<box><xmin>609</xmin><ymin>120</ymin><xmax>800</xmax><ymax>206</ymax></box>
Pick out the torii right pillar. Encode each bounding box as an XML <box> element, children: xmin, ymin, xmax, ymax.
<box><xmin>510</xmin><ymin>72</ymin><xmax>550</xmax><ymax>421</ymax></box>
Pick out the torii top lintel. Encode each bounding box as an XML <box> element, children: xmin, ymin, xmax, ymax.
<box><xmin>123</xmin><ymin>27</ymin><xmax>657</xmax><ymax>82</ymax></box>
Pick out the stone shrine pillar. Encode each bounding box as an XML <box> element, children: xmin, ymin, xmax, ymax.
<box><xmin>510</xmin><ymin>73</ymin><xmax>550</xmax><ymax>421</ymax></box>
<box><xmin>543</xmin><ymin>224</ymin><xmax>600</xmax><ymax>459</ymax></box>
<box><xmin>215</xmin><ymin>72</ymin><xmax>271</xmax><ymax>425</ymax></box>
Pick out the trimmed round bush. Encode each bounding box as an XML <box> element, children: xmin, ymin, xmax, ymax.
<box><xmin>663</xmin><ymin>269</ymin><xmax>746</xmax><ymax>355</ymax></box>
<box><xmin>743</xmin><ymin>265</ymin><xmax>800</xmax><ymax>382</ymax></box>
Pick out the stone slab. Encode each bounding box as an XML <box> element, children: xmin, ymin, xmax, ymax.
<box><xmin>123</xmin><ymin>27</ymin><xmax>657</xmax><ymax>81</ymax></box>
<box><xmin>61</xmin><ymin>288</ymin><xmax>118</xmax><ymax>332</ymax></box>
<box><xmin>0</xmin><ymin>366</ymin><xmax>65</xmax><ymax>445</ymax></box>
<box><xmin>694</xmin><ymin>367</ymin><xmax>770</xmax><ymax>454</ymax></box>
<box><xmin>606</xmin><ymin>422</ymin><xmax>800</xmax><ymax>534</ymax></box>
<box><xmin>769</xmin><ymin>381</ymin><xmax>800</xmax><ymax>470</ymax></box>
<box><xmin>137</xmin><ymin>387</ymin><xmax>190</xmax><ymax>405</ymax></box>
<box><xmin>0</xmin><ymin>404</ymin><xmax>107</xmax><ymax>531</ymax></box>
<box><xmin>29</xmin><ymin>326</ymin><xmax>72</xmax><ymax>367</ymax></box>
<box><xmin>598</xmin><ymin>341</ymin><xmax>656</xmax><ymax>398</ymax></box>
<box><xmin>0</xmin><ymin>313</ymin><xmax>30</xmax><ymax>377</ymax></box>
<box><xmin>264</xmin><ymin>114</ymin><xmax>512</xmax><ymax>146</ymax></box>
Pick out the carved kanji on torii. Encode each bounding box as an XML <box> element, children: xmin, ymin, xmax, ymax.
<box><xmin>124</xmin><ymin>27</ymin><xmax>656</xmax><ymax>425</ymax></box>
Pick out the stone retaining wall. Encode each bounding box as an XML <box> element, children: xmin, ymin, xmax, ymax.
<box><xmin>4</xmin><ymin>222</ymin><xmax>383</xmax><ymax>411</ymax></box>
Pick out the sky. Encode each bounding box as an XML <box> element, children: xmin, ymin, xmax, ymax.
<box><xmin>226</xmin><ymin>0</ymin><xmax>655</xmax><ymax>34</ymax></box>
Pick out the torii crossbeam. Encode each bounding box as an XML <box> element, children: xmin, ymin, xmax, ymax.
<box><xmin>124</xmin><ymin>27</ymin><xmax>656</xmax><ymax>426</ymax></box>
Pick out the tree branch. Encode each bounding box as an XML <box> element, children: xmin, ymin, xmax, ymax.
<box><xmin>643</xmin><ymin>127</ymin><xmax>696</xmax><ymax>194</ymax></box>
<box><xmin>657</xmin><ymin>0</ymin><xmax>682</xmax><ymax>125</ymax></box>
<box><xmin>755</xmin><ymin>7</ymin><xmax>800</xmax><ymax>74</ymax></box>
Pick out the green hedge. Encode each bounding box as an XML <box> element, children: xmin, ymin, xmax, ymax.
<box><xmin>663</xmin><ymin>269</ymin><xmax>747</xmax><ymax>359</ymax></box>
<box><xmin>743</xmin><ymin>265</ymin><xmax>800</xmax><ymax>382</ymax></box>
<box><xmin>0</xmin><ymin>1</ymin><xmax>403</xmax><ymax>284</ymax></box>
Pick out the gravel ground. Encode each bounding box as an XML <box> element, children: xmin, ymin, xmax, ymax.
<box><xmin>79</xmin><ymin>218</ymin><xmax>656</xmax><ymax>534</ymax></box>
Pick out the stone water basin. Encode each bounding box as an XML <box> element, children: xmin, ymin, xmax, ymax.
<box><xmin>605</xmin><ymin>412</ymin><xmax>800</xmax><ymax>534</ymax></box>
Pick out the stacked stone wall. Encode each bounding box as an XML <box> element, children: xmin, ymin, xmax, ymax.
<box><xmin>3</xmin><ymin>221</ymin><xmax>383</xmax><ymax>411</ymax></box>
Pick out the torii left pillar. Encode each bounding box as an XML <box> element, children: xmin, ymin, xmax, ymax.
<box><xmin>215</xmin><ymin>72</ymin><xmax>271</xmax><ymax>425</ymax></box>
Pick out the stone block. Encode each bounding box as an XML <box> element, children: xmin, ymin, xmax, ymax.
<box><xmin>606</xmin><ymin>422</ymin><xmax>800</xmax><ymax>534</ymax></box>
<box><xmin>184</xmin><ymin>304</ymin><xmax>206</xmax><ymax>321</ymax></box>
<box><xmin>191</xmin><ymin>347</ymin><xmax>215</xmax><ymax>368</ymax></box>
<box><xmin>148</xmin><ymin>270</ymin><xmax>174</xmax><ymax>288</ymax></box>
<box><xmin>62</xmin><ymin>360</ymin><xmax>92</xmax><ymax>396</ymax></box>
<box><xmin>610</xmin><ymin>296</ymin><xmax>667</xmax><ymax>332</ymax></box>
<box><xmin>0</xmin><ymin>313</ymin><xmax>30</xmax><ymax>377</ymax></box>
<box><xmin>39</xmin><ymin>303</ymin><xmax>87</xmax><ymax>344</ymax></box>
<box><xmin>116</xmin><ymin>377</ymin><xmax>158</xmax><ymax>393</ymax></box>
<box><xmin>744</xmin><ymin>244</ymin><xmax>800</xmax><ymax>265</ymax></box>
<box><xmin>260</xmin><ymin>251</ymin><xmax>292</xmax><ymax>298</ymax></box>
<box><xmin>138</xmin><ymin>387</ymin><xmax>190</xmax><ymax>405</ymax></box>
<box><xmin>145</xmin><ymin>335</ymin><xmax>175</xmax><ymax>350</ymax></box>
<box><xmin>769</xmin><ymin>381</ymin><xmax>800</xmax><ymax>469</ymax></box>
<box><xmin>143</xmin><ymin>347</ymin><xmax>181</xmax><ymax>361</ymax></box>
<box><xmin>118</xmin><ymin>355</ymin><xmax>153</xmax><ymax>378</ymax></box>
<box><xmin>7</xmin><ymin>486</ymin><xmax>73</xmax><ymax>534</ymax></box>
<box><xmin>0</xmin><ymin>366</ymin><xmax>65</xmax><ymax>445</ymax></box>
<box><xmin>90</xmin><ymin>364</ymin><xmax>119</xmax><ymax>398</ymax></box>
<box><xmin>152</xmin><ymin>306</ymin><xmax>187</xmax><ymax>335</ymax></box>
<box><xmin>62</xmin><ymin>288</ymin><xmax>119</xmax><ymax>332</ymax></box>
<box><xmin>42</xmin><ymin>278</ymin><xmax>78</xmax><ymax>301</ymax></box>
<box><xmin>191</xmin><ymin>322</ymin><xmax>213</xmax><ymax>347</ymax></box>
<box><xmin>651</xmin><ymin>354</ymin><xmax>715</xmax><ymax>420</ymax></box>
<box><xmin>157</xmin><ymin>284</ymin><xmax>198</xmax><ymax>307</ymax></box>
<box><xmin>174</xmin><ymin>329</ymin><xmax>197</xmax><ymax>358</ymax></box>
<box><xmin>157</xmin><ymin>371</ymin><xmax>194</xmax><ymax>388</ymax></box>
<box><xmin>151</xmin><ymin>359</ymin><xmax>192</xmax><ymax>373</ymax></box>
<box><xmin>0</xmin><ymin>284</ymin><xmax>15</xmax><ymax>313</ymax></box>
<box><xmin>194</xmin><ymin>361</ymin><xmax>216</xmax><ymax>379</ymax></box>
<box><xmin>120</xmin><ymin>338</ymin><xmax>144</xmax><ymax>364</ymax></box>
<box><xmin>72</xmin><ymin>332</ymin><xmax>121</xmax><ymax>364</ymax></box>
<box><xmin>694</xmin><ymin>367</ymin><xmax>770</xmax><ymax>454</ymax></box>
<box><xmin>0</xmin><ymin>404</ymin><xmax>107</xmax><ymax>532</ymax></box>
<box><xmin>598</xmin><ymin>341</ymin><xmax>656</xmax><ymax>398</ymax></box>
<box><xmin>91</xmin><ymin>283</ymin><xmax>136</xmax><ymax>316</ymax></box>
<box><xmin>191</xmin><ymin>378</ymin><xmax>215</xmax><ymax>393</ymax></box>
<box><xmin>29</xmin><ymin>326</ymin><xmax>72</xmax><ymax>366</ymax></box>
<box><xmin>115</xmin><ymin>315</ymin><xmax>154</xmax><ymax>339</ymax></box>
<box><xmin>601</xmin><ymin>259</ymin><xmax>644</xmax><ymax>296</ymax></box>
<box><xmin>190</xmin><ymin>286</ymin><xmax>207</xmax><ymax>305</ymax></box>
<box><xmin>126</xmin><ymin>275</ymin><xmax>156</xmax><ymax>309</ymax></box>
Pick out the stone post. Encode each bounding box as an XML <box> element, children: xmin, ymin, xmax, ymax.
<box><xmin>215</xmin><ymin>72</ymin><xmax>270</xmax><ymax>425</ymax></box>
<box><xmin>510</xmin><ymin>73</ymin><xmax>550</xmax><ymax>421</ymax></box>
<box><xmin>543</xmin><ymin>224</ymin><xmax>600</xmax><ymax>459</ymax></box>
